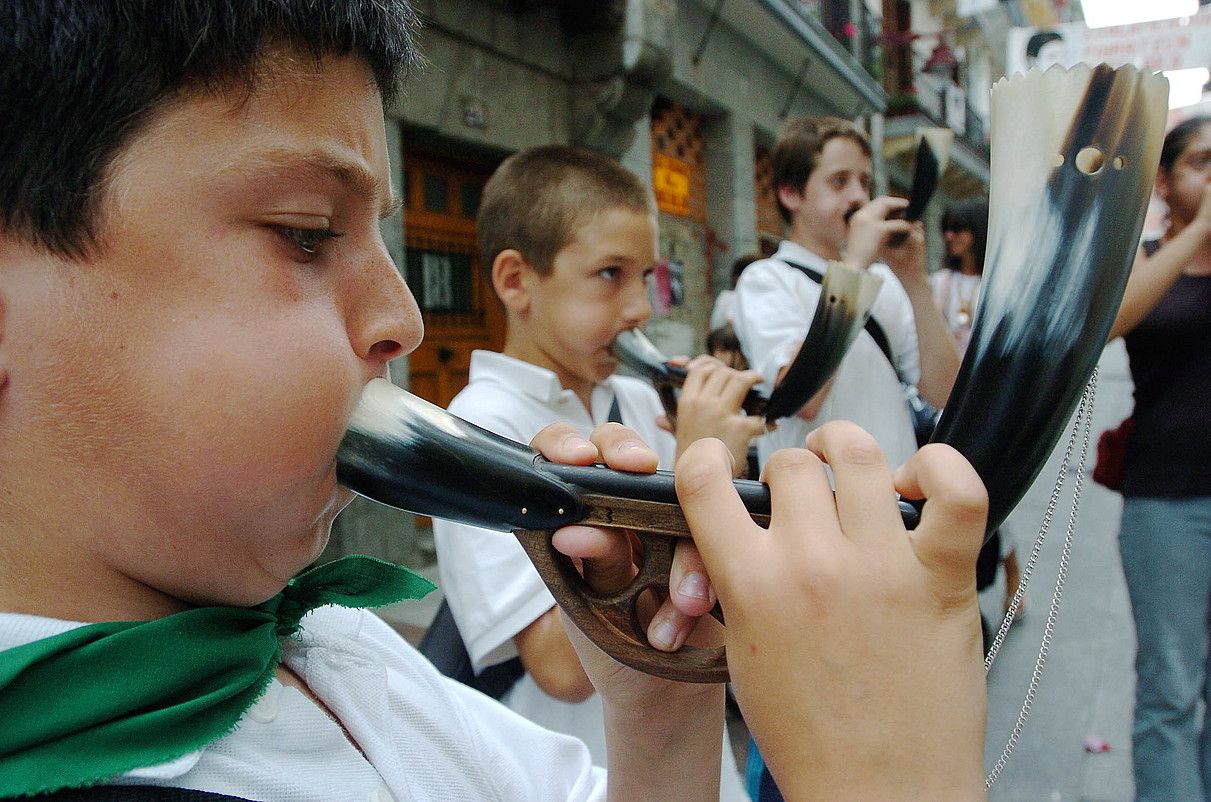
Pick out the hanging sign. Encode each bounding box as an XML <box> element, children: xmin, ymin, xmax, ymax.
<box><xmin>1006</xmin><ymin>8</ymin><xmax>1211</xmax><ymax>77</ymax></box>
<box><xmin>652</xmin><ymin>153</ymin><xmax>692</xmax><ymax>217</ymax></box>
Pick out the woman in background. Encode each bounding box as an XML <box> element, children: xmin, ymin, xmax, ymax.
<box><xmin>1108</xmin><ymin>115</ymin><xmax>1211</xmax><ymax>802</ymax></box>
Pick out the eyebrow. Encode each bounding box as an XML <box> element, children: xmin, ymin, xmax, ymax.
<box><xmin>230</xmin><ymin>148</ymin><xmax>403</xmax><ymax>220</ymax></box>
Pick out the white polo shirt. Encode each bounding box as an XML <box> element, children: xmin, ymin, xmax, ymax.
<box><xmin>430</xmin><ymin>351</ymin><xmax>751</xmax><ymax>801</ymax></box>
<box><xmin>0</xmin><ymin>606</ymin><xmax>606</xmax><ymax>801</ymax></box>
<box><xmin>434</xmin><ymin>350</ymin><xmax>676</xmax><ymax>675</ymax></box>
<box><xmin>431</xmin><ymin>351</ymin><xmax>671</xmax><ymax>761</ymax></box>
<box><xmin>733</xmin><ymin>240</ymin><xmax>920</xmax><ymax>469</ymax></box>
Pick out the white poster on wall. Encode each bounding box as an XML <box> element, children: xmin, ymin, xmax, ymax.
<box><xmin>957</xmin><ymin>0</ymin><xmax>997</xmax><ymax>16</ymax></box>
<box><xmin>1006</xmin><ymin>7</ymin><xmax>1211</xmax><ymax>78</ymax></box>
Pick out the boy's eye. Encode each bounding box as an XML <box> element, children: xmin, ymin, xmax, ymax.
<box><xmin>598</xmin><ymin>266</ymin><xmax>621</xmax><ymax>281</ymax></box>
<box><xmin>277</xmin><ymin>226</ymin><xmax>342</xmax><ymax>261</ymax></box>
<box><xmin>1187</xmin><ymin>152</ymin><xmax>1211</xmax><ymax>172</ymax></box>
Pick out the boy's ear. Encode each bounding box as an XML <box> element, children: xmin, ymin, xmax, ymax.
<box><xmin>491</xmin><ymin>249</ymin><xmax>534</xmax><ymax>316</ymax></box>
<box><xmin>776</xmin><ymin>183</ymin><xmax>805</xmax><ymax>217</ymax></box>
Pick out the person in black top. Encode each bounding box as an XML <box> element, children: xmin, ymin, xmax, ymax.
<box><xmin>1108</xmin><ymin>114</ymin><xmax>1211</xmax><ymax>802</ymax></box>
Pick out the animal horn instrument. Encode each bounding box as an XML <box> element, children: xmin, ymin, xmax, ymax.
<box><xmin>931</xmin><ymin>63</ymin><xmax>1167</xmax><ymax>538</ymax></box>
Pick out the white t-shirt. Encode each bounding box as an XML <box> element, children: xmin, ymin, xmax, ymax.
<box><xmin>432</xmin><ymin>351</ymin><xmax>750</xmax><ymax>801</ymax></box>
<box><xmin>733</xmin><ymin>240</ymin><xmax>920</xmax><ymax>469</ymax></box>
<box><xmin>930</xmin><ymin>268</ymin><xmax>983</xmax><ymax>355</ymax></box>
<box><xmin>0</xmin><ymin>606</ymin><xmax>607</xmax><ymax>801</ymax></box>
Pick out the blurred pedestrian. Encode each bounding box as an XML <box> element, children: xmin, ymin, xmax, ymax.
<box><xmin>706</xmin><ymin>323</ymin><xmax>748</xmax><ymax>371</ymax></box>
<box><xmin>709</xmin><ymin>253</ymin><xmax>760</xmax><ymax>331</ymax></box>
<box><xmin>1108</xmin><ymin>114</ymin><xmax>1211</xmax><ymax>802</ymax></box>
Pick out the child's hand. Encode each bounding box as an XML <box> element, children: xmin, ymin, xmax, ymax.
<box><xmin>676</xmin><ymin>421</ymin><xmax>989</xmax><ymax>800</ymax></box>
<box><xmin>533</xmin><ymin>421</ymin><xmax>727</xmax><ymax>799</ymax></box>
<box><xmin>530</xmin><ymin>422</ymin><xmax>722</xmax><ymax>690</ymax></box>
<box><xmin>880</xmin><ymin>220</ymin><xmax>928</xmax><ymax>286</ymax></box>
<box><xmin>843</xmin><ymin>195</ymin><xmax>911</xmax><ymax>271</ymax></box>
<box><xmin>673</xmin><ymin>355</ymin><xmax>768</xmax><ymax>477</ymax></box>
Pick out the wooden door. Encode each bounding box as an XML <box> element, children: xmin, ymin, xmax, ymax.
<box><xmin>403</xmin><ymin>151</ymin><xmax>504</xmax><ymax>408</ymax></box>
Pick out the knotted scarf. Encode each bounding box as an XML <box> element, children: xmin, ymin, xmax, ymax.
<box><xmin>0</xmin><ymin>555</ymin><xmax>435</xmax><ymax>798</ymax></box>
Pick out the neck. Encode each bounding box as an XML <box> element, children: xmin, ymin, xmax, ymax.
<box><xmin>957</xmin><ymin>253</ymin><xmax>980</xmax><ymax>276</ymax></box>
<box><xmin>0</xmin><ymin>525</ymin><xmax>190</xmax><ymax>623</ymax></box>
<box><xmin>789</xmin><ymin>221</ymin><xmax>841</xmax><ymax>261</ymax></box>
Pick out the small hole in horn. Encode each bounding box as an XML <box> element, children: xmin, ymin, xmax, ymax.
<box><xmin>1075</xmin><ymin>147</ymin><xmax>1105</xmax><ymax>174</ymax></box>
<box><xmin>1052</xmin><ymin>153</ymin><xmax>1065</xmax><ymax>168</ymax></box>
<box><xmin>1113</xmin><ymin>156</ymin><xmax>1126</xmax><ymax>170</ymax></box>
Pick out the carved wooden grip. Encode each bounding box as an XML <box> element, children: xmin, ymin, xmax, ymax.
<box><xmin>514</xmin><ymin>492</ymin><xmax>770</xmax><ymax>683</ymax></box>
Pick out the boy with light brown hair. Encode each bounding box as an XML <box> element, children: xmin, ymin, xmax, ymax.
<box><xmin>733</xmin><ymin>116</ymin><xmax>960</xmax><ymax>470</ymax></box>
<box><xmin>433</xmin><ymin>145</ymin><xmax>764</xmax><ymax>796</ymax></box>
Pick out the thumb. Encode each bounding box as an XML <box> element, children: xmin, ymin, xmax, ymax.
<box><xmin>675</xmin><ymin>438</ymin><xmax>760</xmax><ymax>601</ymax></box>
<box><xmin>893</xmin><ymin>444</ymin><xmax>988</xmax><ymax>595</ymax></box>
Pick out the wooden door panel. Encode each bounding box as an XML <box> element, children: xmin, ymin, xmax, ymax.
<box><xmin>403</xmin><ymin>149</ymin><xmax>504</xmax><ymax>410</ymax></box>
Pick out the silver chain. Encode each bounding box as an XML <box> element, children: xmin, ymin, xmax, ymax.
<box><xmin>983</xmin><ymin>366</ymin><xmax>1098</xmax><ymax>788</ymax></box>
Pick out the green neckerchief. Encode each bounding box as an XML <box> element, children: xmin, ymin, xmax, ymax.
<box><xmin>0</xmin><ymin>554</ymin><xmax>434</xmax><ymax>798</ymax></box>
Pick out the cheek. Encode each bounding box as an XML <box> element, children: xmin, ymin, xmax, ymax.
<box><xmin>554</xmin><ymin>294</ymin><xmax>613</xmax><ymax>346</ymax></box>
<box><xmin>168</xmin><ymin>333</ymin><xmax>354</xmax><ymax>484</ymax></box>
<box><xmin>114</xmin><ymin>297</ymin><xmax>358</xmax><ymax>516</ymax></box>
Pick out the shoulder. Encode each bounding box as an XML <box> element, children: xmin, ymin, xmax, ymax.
<box><xmin>735</xmin><ymin>258</ymin><xmax>822</xmax><ymax>302</ymax></box>
<box><xmin>448</xmin><ymin>378</ymin><xmax>538</xmax><ymax>439</ymax></box>
<box><xmin>737</xmin><ymin>257</ymin><xmax>800</xmax><ymax>283</ymax></box>
<box><xmin>294</xmin><ymin>608</ymin><xmax>604</xmax><ymax>798</ymax></box>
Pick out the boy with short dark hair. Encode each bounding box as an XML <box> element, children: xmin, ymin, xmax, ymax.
<box><xmin>0</xmin><ymin>3</ymin><xmax>990</xmax><ymax>800</ymax></box>
<box><xmin>733</xmin><ymin>115</ymin><xmax>960</xmax><ymax>470</ymax></box>
<box><xmin>433</xmin><ymin>145</ymin><xmax>762</xmax><ymax>796</ymax></box>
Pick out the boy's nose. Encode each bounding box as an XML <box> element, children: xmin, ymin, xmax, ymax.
<box><xmin>623</xmin><ymin>277</ymin><xmax>652</xmax><ymax>328</ymax></box>
<box><xmin>346</xmin><ymin>246</ymin><xmax>423</xmax><ymax>365</ymax></box>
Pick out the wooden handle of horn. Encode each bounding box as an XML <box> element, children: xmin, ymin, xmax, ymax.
<box><xmin>513</xmin><ymin>494</ymin><xmax>771</xmax><ymax>683</ymax></box>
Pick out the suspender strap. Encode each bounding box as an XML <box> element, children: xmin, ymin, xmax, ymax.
<box><xmin>607</xmin><ymin>393</ymin><xmax>623</xmax><ymax>425</ymax></box>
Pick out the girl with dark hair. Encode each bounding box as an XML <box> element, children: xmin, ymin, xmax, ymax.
<box><xmin>933</xmin><ymin>198</ymin><xmax>989</xmax><ymax>353</ymax></box>
<box><xmin>1108</xmin><ymin>114</ymin><xmax>1211</xmax><ymax>802</ymax></box>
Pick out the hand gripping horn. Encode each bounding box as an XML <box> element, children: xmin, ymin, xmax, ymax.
<box><xmin>931</xmin><ymin>63</ymin><xmax>1167</xmax><ymax>539</ymax></box>
<box><xmin>337</xmin><ymin>64</ymin><xmax>1166</xmax><ymax>682</ymax></box>
<box><xmin>337</xmin><ymin>378</ymin><xmax>922</xmax><ymax>682</ymax></box>
<box><xmin>613</xmin><ymin>260</ymin><xmax>884</xmax><ymax>425</ymax></box>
